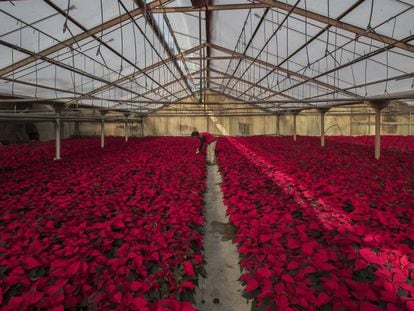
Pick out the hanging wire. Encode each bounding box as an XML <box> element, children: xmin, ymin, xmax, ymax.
<box><xmin>384</xmin><ymin>18</ymin><xmax>397</xmax><ymax>94</ymax></box>
<box><xmin>54</xmin><ymin>47</ymin><xmax>59</xmax><ymax>99</ymax></box>
<box><xmin>286</xmin><ymin>13</ymin><xmax>291</xmax><ymax>82</ymax></box>
<box><xmin>264</xmin><ymin>15</ymin><xmax>271</xmax><ymax>89</ymax></box>
<box><xmin>276</xmin><ymin>9</ymin><xmax>280</xmax><ymax>90</ymax></box>
<box><xmin>101</xmin><ymin>67</ymin><xmax>104</xmax><ymax>109</ymax></box>
<box><xmin>334</xmin><ymin>20</ymin><xmax>339</xmax><ymax>98</ymax></box>
<box><xmin>63</xmin><ymin>0</ymin><xmax>71</xmax><ymax>33</ymax></box>
<box><xmin>71</xmin><ymin>46</ymin><xmax>76</xmax><ymax>97</ymax></box>
<box><xmin>117</xmin><ymin>1</ymin><xmax>124</xmax><ymax>80</ymax></box>
<box><xmin>19</xmin><ymin>20</ymin><xmax>22</xmax><ymax>51</ymax></box>
<box><xmin>350</xmin><ymin>59</ymin><xmax>357</xmax><ymax>90</ymax></box>
<box><xmin>144</xmin><ymin>17</ymin><xmax>148</xmax><ymax>89</ymax></box>
<box><xmin>325</xmin><ymin>0</ymin><xmax>330</xmax><ymax>56</ymax></box>
<box><xmin>11</xmin><ymin>48</ymin><xmax>15</xmax><ymax>95</ymax></box>
<box><xmin>151</xmin><ymin>29</ymin><xmax>155</xmax><ymax>89</ymax></box>
<box><xmin>269</xmin><ymin>10</ymin><xmax>276</xmax><ymax>88</ymax></box>
<box><xmin>384</xmin><ymin>47</ymin><xmax>389</xmax><ymax>95</ymax></box>
<box><xmin>304</xmin><ymin>0</ymin><xmax>311</xmax><ymax>68</ymax></box>
<box><xmin>35</xmin><ymin>31</ymin><xmax>40</xmax><ymax>98</ymax></box>
<box><xmin>131</xmin><ymin>14</ymin><xmax>138</xmax><ymax>77</ymax></box>
<box><xmin>367</xmin><ymin>0</ymin><xmax>375</xmax><ymax>30</ymax></box>
<box><xmin>81</xmin><ymin>53</ymin><xmax>85</xmax><ymax>97</ymax></box>
<box><xmin>96</xmin><ymin>0</ymin><xmax>104</xmax><ymax>57</ymax></box>
<box><xmin>364</xmin><ymin>38</ymin><xmax>374</xmax><ymax>96</ymax></box>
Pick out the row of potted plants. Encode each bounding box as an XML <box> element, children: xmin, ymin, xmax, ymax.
<box><xmin>217</xmin><ymin>136</ymin><xmax>414</xmax><ymax>310</ymax></box>
<box><xmin>0</xmin><ymin>137</ymin><xmax>206</xmax><ymax>310</ymax></box>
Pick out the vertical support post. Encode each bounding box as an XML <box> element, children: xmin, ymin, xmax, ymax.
<box><xmin>125</xmin><ymin>121</ymin><xmax>128</xmax><ymax>142</ymax></box>
<box><xmin>292</xmin><ymin>112</ymin><xmax>298</xmax><ymax>141</ymax></box>
<box><xmin>100</xmin><ymin>111</ymin><xmax>108</xmax><ymax>148</ymax></box>
<box><xmin>368</xmin><ymin>111</ymin><xmax>371</xmax><ymax>135</ymax></box>
<box><xmin>100</xmin><ymin>119</ymin><xmax>104</xmax><ymax>148</ymax></box>
<box><xmin>53</xmin><ymin>103</ymin><xmax>65</xmax><ymax>160</ymax></box>
<box><xmin>74</xmin><ymin>121</ymin><xmax>80</xmax><ymax>137</ymax></box>
<box><xmin>369</xmin><ymin>101</ymin><xmax>388</xmax><ymax>160</ymax></box>
<box><xmin>55</xmin><ymin>116</ymin><xmax>61</xmax><ymax>160</ymax></box>
<box><xmin>374</xmin><ymin>108</ymin><xmax>381</xmax><ymax>160</ymax></box>
<box><xmin>124</xmin><ymin>113</ymin><xmax>130</xmax><ymax>142</ymax></box>
<box><xmin>317</xmin><ymin>108</ymin><xmax>330</xmax><ymax>147</ymax></box>
<box><xmin>141</xmin><ymin>117</ymin><xmax>144</xmax><ymax>137</ymax></box>
<box><xmin>276</xmin><ymin>114</ymin><xmax>280</xmax><ymax>136</ymax></box>
<box><xmin>410</xmin><ymin>112</ymin><xmax>412</xmax><ymax>136</ymax></box>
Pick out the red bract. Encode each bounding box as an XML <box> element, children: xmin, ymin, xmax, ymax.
<box><xmin>217</xmin><ymin>136</ymin><xmax>414</xmax><ymax>310</ymax></box>
<box><xmin>0</xmin><ymin>137</ymin><xmax>205</xmax><ymax>310</ymax></box>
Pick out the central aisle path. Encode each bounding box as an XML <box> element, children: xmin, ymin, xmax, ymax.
<box><xmin>195</xmin><ymin>165</ymin><xmax>250</xmax><ymax>311</ymax></box>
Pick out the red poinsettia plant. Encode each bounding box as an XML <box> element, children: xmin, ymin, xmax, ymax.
<box><xmin>0</xmin><ymin>137</ymin><xmax>207</xmax><ymax>310</ymax></box>
<box><xmin>217</xmin><ymin>136</ymin><xmax>414</xmax><ymax>311</ymax></box>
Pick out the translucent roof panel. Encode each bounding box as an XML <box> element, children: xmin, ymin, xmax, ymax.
<box><xmin>0</xmin><ymin>0</ymin><xmax>413</xmax><ymax>114</ymax></box>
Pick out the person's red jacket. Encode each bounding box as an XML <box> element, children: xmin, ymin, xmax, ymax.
<box><xmin>198</xmin><ymin>132</ymin><xmax>217</xmax><ymax>151</ymax></box>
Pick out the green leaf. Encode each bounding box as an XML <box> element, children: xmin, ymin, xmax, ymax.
<box><xmin>197</xmin><ymin>266</ymin><xmax>208</xmax><ymax>278</ymax></box>
<box><xmin>3</xmin><ymin>283</ymin><xmax>22</xmax><ymax>304</ymax></box>
<box><xmin>291</xmin><ymin>304</ymin><xmax>309</xmax><ymax>311</ymax></box>
<box><xmin>113</xmin><ymin>238</ymin><xmax>124</xmax><ymax>249</ymax></box>
<box><xmin>251</xmin><ymin>298</ymin><xmax>274</xmax><ymax>311</ymax></box>
<box><xmin>316</xmin><ymin>303</ymin><xmax>333</xmax><ymax>311</ymax></box>
<box><xmin>397</xmin><ymin>288</ymin><xmax>408</xmax><ymax>297</ymax></box>
<box><xmin>103</xmin><ymin>249</ymin><xmax>116</xmax><ymax>259</ymax></box>
<box><xmin>160</xmin><ymin>282</ymin><xmax>170</xmax><ymax>299</ymax></box>
<box><xmin>27</xmin><ymin>267</ymin><xmax>46</xmax><ymax>281</ymax></box>
<box><xmin>352</xmin><ymin>266</ymin><xmax>377</xmax><ymax>283</ymax></box>
<box><xmin>0</xmin><ymin>266</ymin><xmax>8</xmax><ymax>279</ymax></box>
<box><xmin>181</xmin><ymin>289</ymin><xmax>196</xmax><ymax>304</ymax></box>
<box><xmin>148</xmin><ymin>263</ymin><xmax>162</xmax><ymax>274</ymax></box>
<box><xmin>342</xmin><ymin>200</ymin><xmax>354</xmax><ymax>213</ymax></box>
<box><xmin>145</xmin><ymin>289</ymin><xmax>161</xmax><ymax>302</ymax></box>
<box><xmin>402</xmin><ymin>238</ymin><xmax>414</xmax><ymax>250</ymax></box>
<box><xmin>291</xmin><ymin>210</ymin><xmax>303</xmax><ymax>219</ymax></box>
<box><xmin>352</xmin><ymin>242</ymin><xmax>361</xmax><ymax>250</ymax></box>
<box><xmin>309</xmin><ymin>229</ymin><xmax>323</xmax><ymax>239</ymax></box>
<box><xmin>242</xmin><ymin>288</ymin><xmax>261</xmax><ymax>300</ymax></box>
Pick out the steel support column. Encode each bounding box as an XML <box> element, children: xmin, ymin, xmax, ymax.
<box><xmin>317</xmin><ymin>108</ymin><xmax>330</xmax><ymax>147</ymax></box>
<box><xmin>53</xmin><ymin>104</ymin><xmax>65</xmax><ymax>160</ymax></box>
<box><xmin>276</xmin><ymin>114</ymin><xmax>280</xmax><ymax>135</ymax></box>
<box><xmin>100</xmin><ymin>111</ymin><xmax>108</xmax><ymax>148</ymax></box>
<box><xmin>124</xmin><ymin>113</ymin><xmax>130</xmax><ymax>142</ymax></box>
<box><xmin>292</xmin><ymin>112</ymin><xmax>298</xmax><ymax>141</ymax></box>
<box><xmin>369</xmin><ymin>101</ymin><xmax>388</xmax><ymax>160</ymax></box>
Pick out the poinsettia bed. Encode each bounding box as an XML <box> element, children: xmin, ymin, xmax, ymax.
<box><xmin>0</xmin><ymin>137</ymin><xmax>206</xmax><ymax>310</ymax></box>
<box><xmin>217</xmin><ymin>136</ymin><xmax>414</xmax><ymax>311</ymax></box>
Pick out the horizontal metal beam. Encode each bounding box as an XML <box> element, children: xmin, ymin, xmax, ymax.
<box><xmin>146</xmin><ymin>1</ymin><xmax>414</xmax><ymax>53</ymax></box>
<box><xmin>207</xmin><ymin>42</ymin><xmax>347</xmax><ymax>96</ymax></box>
<box><xmin>65</xmin><ymin>44</ymin><xmax>205</xmax><ymax>106</ymax></box>
<box><xmin>259</xmin><ymin>0</ymin><xmax>414</xmax><ymax>53</ymax></box>
<box><xmin>179</xmin><ymin>56</ymin><xmax>245</xmax><ymax>61</ymax></box>
<box><xmin>1</xmin><ymin>89</ymin><xmax>412</xmax><ymax>106</ymax></box>
<box><xmin>0</xmin><ymin>0</ymin><xmax>172</xmax><ymax>77</ymax></box>
<box><xmin>209</xmin><ymin>67</ymin><xmax>295</xmax><ymax>100</ymax></box>
<box><xmin>147</xmin><ymin>3</ymin><xmax>270</xmax><ymax>13</ymax></box>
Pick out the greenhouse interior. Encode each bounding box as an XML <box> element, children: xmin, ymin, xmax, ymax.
<box><xmin>0</xmin><ymin>0</ymin><xmax>414</xmax><ymax>310</ymax></box>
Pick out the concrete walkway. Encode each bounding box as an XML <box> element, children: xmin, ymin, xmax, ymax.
<box><xmin>195</xmin><ymin>165</ymin><xmax>250</xmax><ymax>311</ymax></box>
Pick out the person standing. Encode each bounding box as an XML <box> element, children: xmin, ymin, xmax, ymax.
<box><xmin>191</xmin><ymin>131</ymin><xmax>217</xmax><ymax>164</ymax></box>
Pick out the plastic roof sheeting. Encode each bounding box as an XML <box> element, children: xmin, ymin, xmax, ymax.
<box><xmin>0</xmin><ymin>0</ymin><xmax>413</xmax><ymax>114</ymax></box>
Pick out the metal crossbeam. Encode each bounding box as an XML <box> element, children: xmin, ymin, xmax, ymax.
<box><xmin>0</xmin><ymin>0</ymin><xmax>172</xmax><ymax>77</ymax></box>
